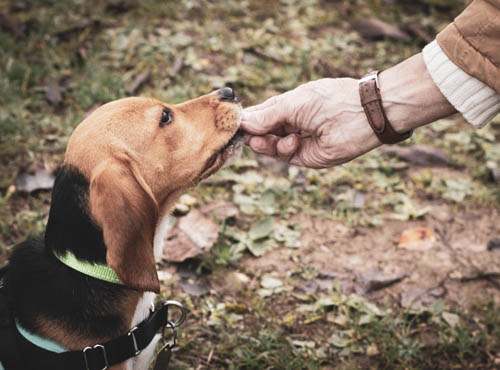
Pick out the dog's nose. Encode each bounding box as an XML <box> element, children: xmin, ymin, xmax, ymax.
<box><xmin>218</xmin><ymin>86</ymin><xmax>237</xmax><ymax>102</ymax></box>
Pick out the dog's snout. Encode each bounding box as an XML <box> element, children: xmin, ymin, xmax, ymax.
<box><xmin>218</xmin><ymin>87</ymin><xmax>237</xmax><ymax>102</ymax></box>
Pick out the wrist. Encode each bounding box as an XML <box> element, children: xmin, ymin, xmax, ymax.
<box><xmin>378</xmin><ymin>53</ymin><xmax>456</xmax><ymax>133</ymax></box>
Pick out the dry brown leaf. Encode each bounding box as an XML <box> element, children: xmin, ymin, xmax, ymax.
<box><xmin>398</xmin><ymin>227</ymin><xmax>436</xmax><ymax>251</ymax></box>
<box><xmin>353</xmin><ymin>18</ymin><xmax>409</xmax><ymax>41</ymax></box>
<box><xmin>358</xmin><ymin>269</ymin><xmax>407</xmax><ymax>293</ymax></box>
<box><xmin>163</xmin><ymin>209</ymin><xmax>219</xmax><ymax>262</ymax></box>
<box><xmin>381</xmin><ymin>145</ymin><xmax>453</xmax><ymax>167</ymax></box>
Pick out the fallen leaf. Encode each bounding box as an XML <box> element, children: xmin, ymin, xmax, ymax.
<box><xmin>441</xmin><ymin>179</ymin><xmax>471</xmax><ymax>202</ymax></box>
<box><xmin>163</xmin><ymin>209</ymin><xmax>219</xmax><ymax>262</ymax></box>
<box><xmin>274</xmin><ymin>223</ymin><xmax>301</xmax><ymax>248</ymax></box>
<box><xmin>352</xmin><ymin>191</ymin><xmax>365</xmax><ymax>209</ymax></box>
<box><xmin>405</xmin><ymin>22</ymin><xmax>434</xmax><ymax>43</ymax></box>
<box><xmin>346</xmin><ymin>294</ymin><xmax>385</xmax><ymax>316</ymax></box>
<box><xmin>45</xmin><ymin>80</ymin><xmax>63</xmax><ymax>106</ymax></box>
<box><xmin>180</xmin><ymin>277</ymin><xmax>209</xmax><ymax>296</ymax></box>
<box><xmin>15</xmin><ymin>167</ymin><xmax>55</xmax><ymax>193</ymax></box>
<box><xmin>329</xmin><ymin>314</ymin><xmax>349</xmax><ymax>327</ymax></box>
<box><xmin>330</xmin><ymin>332</ymin><xmax>352</xmax><ymax>348</ymax></box>
<box><xmin>381</xmin><ymin>145</ymin><xmax>452</xmax><ymax>167</ymax></box>
<box><xmin>249</xmin><ymin>217</ymin><xmax>274</xmax><ymax>240</ymax></box>
<box><xmin>291</xmin><ymin>340</ymin><xmax>316</xmax><ymax>349</ymax></box>
<box><xmin>358</xmin><ymin>314</ymin><xmax>375</xmax><ymax>326</ymax></box>
<box><xmin>126</xmin><ymin>70</ymin><xmax>151</xmax><ymax>95</ymax></box>
<box><xmin>258</xmin><ymin>275</ymin><xmax>287</xmax><ymax>295</ymax></box>
<box><xmin>260</xmin><ymin>275</ymin><xmax>283</xmax><ymax>289</ymax></box>
<box><xmin>366</xmin><ymin>343</ymin><xmax>379</xmax><ymax>357</ymax></box>
<box><xmin>442</xmin><ymin>312</ymin><xmax>460</xmax><ymax>328</ymax></box>
<box><xmin>259</xmin><ymin>190</ymin><xmax>277</xmax><ymax>215</ymax></box>
<box><xmin>353</xmin><ymin>18</ymin><xmax>409</xmax><ymax>41</ymax></box>
<box><xmin>398</xmin><ymin>227</ymin><xmax>436</xmax><ymax>251</ymax></box>
<box><xmin>359</xmin><ymin>269</ymin><xmax>407</xmax><ymax>293</ymax></box>
<box><xmin>313</xmin><ymin>58</ymin><xmax>359</xmax><ymax>78</ymax></box>
<box><xmin>247</xmin><ymin>238</ymin><xmax>277</xmax><ymax>257</ymax></box>
<box><xmin>233</xmin><ymin>193</ymin><xmax>258</xmax><ymax>215</ymax></box>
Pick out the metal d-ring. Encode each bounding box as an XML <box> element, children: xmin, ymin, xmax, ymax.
<box><xmin>162</xmin><ymin>300</ymin><xmax>188</xmax><ymax>328</ymax></box>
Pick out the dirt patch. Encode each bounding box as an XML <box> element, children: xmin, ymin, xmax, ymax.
<box><xmin>237</xmin><ymin>205</ymin><xmax>500</xmax><ymax>310</ymax></box>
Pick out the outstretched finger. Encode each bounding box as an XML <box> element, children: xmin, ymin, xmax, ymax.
<box><xmin>241</xmin><ymin>95</ymin><xmax>290</xmax><ymax>135</ymax></box>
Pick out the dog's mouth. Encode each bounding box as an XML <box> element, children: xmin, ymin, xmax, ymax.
<box><xmin>200</xmin><ymin>129</ymin><xmax>245</xmax><ymax>179</ymax></box>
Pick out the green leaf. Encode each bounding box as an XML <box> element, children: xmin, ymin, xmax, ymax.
<box><xmin>249</xmin><ymin>217</ymin><xmax>274</xmax><ymax>240</ymax></box>
<box><xmin>247</xmin><ymin>238</ymin><xmax>277</xmax><ymax>257</ymax></box>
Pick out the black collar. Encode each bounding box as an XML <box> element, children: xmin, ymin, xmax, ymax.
<box><xmin>0</xmin><ymin>265</ymin><xmax>186</xmax><ymax>370</ymax></box>
<box><xmin>13</xmin><ymin>301</ymin><xmax>185</xmax><ymax>370</ymax></box>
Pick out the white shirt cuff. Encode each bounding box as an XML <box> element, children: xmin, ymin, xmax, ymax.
<box><xmin>422</xmin><ymin>40</ymin><xmax>500</xmax><ymax>128</ymax></box>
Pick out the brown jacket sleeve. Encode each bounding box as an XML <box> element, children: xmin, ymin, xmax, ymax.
<box><xmin>437</xmin><ymin>0</ymin><xmax>500</xmax><ymax>93</ymax></box>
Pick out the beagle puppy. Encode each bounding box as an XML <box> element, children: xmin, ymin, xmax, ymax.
<box><xmin>1</xmin><ymin>88</ymin><xmax>242</xmax><ymax>370</ymax></box>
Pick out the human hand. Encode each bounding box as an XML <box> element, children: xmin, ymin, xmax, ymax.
<box><xmin>242</xmin><ymin>54</ymin><xmax>456</xmax><ymax>169</ymax></box>
<box><xmin>242</xmin><ymin>78</ymin><xmax>380</xmax><ymax>169</ymax></box>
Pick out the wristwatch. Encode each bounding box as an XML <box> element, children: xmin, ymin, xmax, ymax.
<box><xmin>358</xmin><ymin>71</ymin><xmax>413</xmax><ymax>144</ymax></box>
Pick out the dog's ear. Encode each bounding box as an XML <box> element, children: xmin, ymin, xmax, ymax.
<box><xmin>89</xmin><ymin>157</ymin><xmax>160</xmax><ymax>293</ymax></box>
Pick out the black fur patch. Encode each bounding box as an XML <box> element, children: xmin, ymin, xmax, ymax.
<box><xmin>4</xmin><ymin>166</ymin><xmax>135</xmax><ymax>341</ymax></box>
<box><xmin>45</xmin><ymin>166</ymin><xmax>106</xmax><ymax>263</ymax></box>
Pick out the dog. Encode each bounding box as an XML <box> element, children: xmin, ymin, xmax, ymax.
<box><xmin>0</xmin><ymin>87</ymin><xmax>242</xmax><ymax>370</ymax></box>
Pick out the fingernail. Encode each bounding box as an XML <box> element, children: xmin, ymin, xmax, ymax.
<box><xmin>285</xmin><ymin>135</ymin><xmax>296</xmax><ymax>146</ymax></box>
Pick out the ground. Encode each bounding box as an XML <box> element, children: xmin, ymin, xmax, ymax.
<box><xmin>0</xmin><ymin>0</ymin><xmax>499</xmax><ymax>369</ymax></box>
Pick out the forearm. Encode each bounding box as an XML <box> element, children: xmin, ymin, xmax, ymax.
<box><xmin>378</xmin><ymin>53</ymin><xmax>456</xmax><ymax>133</ymax></box>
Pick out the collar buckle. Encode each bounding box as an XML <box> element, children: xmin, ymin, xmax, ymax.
<box><xmin>127</xmin><ymin>326</ymin><xmax>141</xmax><ymax>356</ymax></box>
<box><xmin>83</xmin><ymin>344</ymin><xmax>109</xmax><ymax>370</ymax></box>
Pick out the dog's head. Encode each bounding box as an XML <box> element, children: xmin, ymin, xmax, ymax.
<box><xmin>64</xmin><ymin>88</ymin><xmax>242</xmax><ymax>292</ymax></box>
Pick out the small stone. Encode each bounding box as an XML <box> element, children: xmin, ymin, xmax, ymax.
<box><xmin>487</xmin><ymin>238</ymin><xmax>500</xmax><ymax>251</ymax></box>
<box><xmin>366</xmin><ymin>343</ymin><xmax>379</xmax><ymax>357</ymax></box>
<box><xmin>173</xmin><ymin>203</ymin><xmax>190</xmax><ymax>216</ymax></box>
<box><xmin>260</xmin><ymin>275</ymin><xmax>283</xmax><ymax>289</ymax></box>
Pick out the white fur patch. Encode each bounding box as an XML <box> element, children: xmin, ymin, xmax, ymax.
<box><xmin>153</xmin><ymin>215</ymin><xmax>176</xmax><ymax>261</ymax></box>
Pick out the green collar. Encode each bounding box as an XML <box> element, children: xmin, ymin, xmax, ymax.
<box><xmin>54</xmin><ymin>250</ymin><xmax>123</xmax><ymax>285</ymax></box>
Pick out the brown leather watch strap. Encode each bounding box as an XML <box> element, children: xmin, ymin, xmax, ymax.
<box><xmin>359</xmin><ymin>71</ymin><xmax>412</xmax><ymax>144</ymax></box>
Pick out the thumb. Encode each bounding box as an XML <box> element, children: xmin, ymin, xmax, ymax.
<box><xmin>241</xmin><ymin>94</ymin><xmax>289</xmax><ymax>135</ymax></box>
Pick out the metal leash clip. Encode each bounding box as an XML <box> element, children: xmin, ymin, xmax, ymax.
<box><xmin>152</xmin><ymin>321</ymin><xmax>179</xmax><ymax>370</ymax></box>
<box><xmin>162</xmin><ymin>300</ymin><xmax>188</xmax><ymax>328</ymax></box>
<box><xmin>152</xmin><ymin>300</ymin><xmax>188</xmax><ymax>370</ymax></box>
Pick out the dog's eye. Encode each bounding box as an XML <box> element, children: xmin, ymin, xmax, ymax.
<box><xmin>159</xmin><ymin>108</ymin><xmax>173</xmax><ymax>127</ymax></box>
